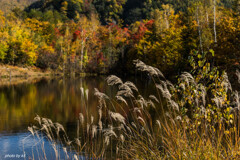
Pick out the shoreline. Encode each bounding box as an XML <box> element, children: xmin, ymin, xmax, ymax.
<box><xmin>0</xmin><ymin>65</ymin><xmax>100</xmax><ymax>86</ymax></box>
<box><xmin>0</xmin><ymin>65</ymin><xmax>99</xmax><ymax>79</ymax></box>
<box><xmin>0</xmin><ymin>65</ymin><xmax>53</xmax><ymax>78</ymax></box>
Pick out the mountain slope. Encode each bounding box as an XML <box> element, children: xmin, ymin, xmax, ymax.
<box><xmin>0</xmin><ymin>0</ymin><xmax>37</xmax><ymax>13</ymax></box>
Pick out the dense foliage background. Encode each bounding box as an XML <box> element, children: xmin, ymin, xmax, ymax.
<box><xmin>0</xmin><ymin>0</ymin><xmax>239</xmax><ymax>75</ymax></box>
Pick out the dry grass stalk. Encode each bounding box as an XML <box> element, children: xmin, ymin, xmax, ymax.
<box><xmin>28</xmin><ymin>61</ymin><xmax>240</xmax><ymax>160</ymax></box>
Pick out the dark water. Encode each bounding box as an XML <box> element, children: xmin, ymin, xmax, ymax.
<box><xmin>0</xmin><ymin>76</ymin><xmax>154</xmax><ymax>159</ymax></box>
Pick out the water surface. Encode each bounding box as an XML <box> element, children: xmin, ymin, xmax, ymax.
<box><xmin>0</xmin><ymin>76</ymin><xmax>153</xmax><ymax>159</ymax></box>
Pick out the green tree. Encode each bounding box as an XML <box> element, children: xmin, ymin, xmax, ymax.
<box><xmin>93</xmin><ymin>0</ymin><xmax>126</xmax><ymax>24</ymax></box>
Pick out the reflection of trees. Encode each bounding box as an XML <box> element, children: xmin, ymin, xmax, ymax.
<box><xmin>0</xmin><ymin>83</ymin><xmax>37</xmax><ymax>132</ymax></box>
<box><xmin>0</xmin><ymin>76</ymin><xmax>155</xmax><ymax>139</ymax></box>
<box><xmin>0</xmin><ymin>77</ymin><xmax>109</xmax><ymax>135</ymax></box>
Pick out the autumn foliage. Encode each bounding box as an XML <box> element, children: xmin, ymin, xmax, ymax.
<box><xmin>0</xmin><ymin>1</ymin><xmax>239</xmax><ymax>75</ymax></box>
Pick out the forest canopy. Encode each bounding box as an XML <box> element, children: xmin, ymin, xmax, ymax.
<box><xmin>0</xmin><ymin>0</ymin><xmax>239</xmax><ymax>75</ymax></box>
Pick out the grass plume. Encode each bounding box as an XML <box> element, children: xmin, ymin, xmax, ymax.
<box><xmin>28</xmin><ymin>57</ymin><xmax>240</xmax><ymax>159</ymax></box>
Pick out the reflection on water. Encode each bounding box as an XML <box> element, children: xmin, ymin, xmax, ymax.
<box><xmin>0</xmin><ymin>132</ymin><xmax>85</xmax><ymax>160</ymax></box>
<box><xmin>0</xmin><ymin>76</ymin><xmax>154</xmax><ymax>159</ymax></box>
<box><xmin>0</xmin><ymin>77</ymin><xmax>109</xmax><ymax>133</ymax></box>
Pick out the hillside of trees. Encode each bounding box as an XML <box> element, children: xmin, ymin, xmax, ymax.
<box><xmin>0</xmin><ymin>0</ymin><xmax>239</xmax><ymax>75</ymax></box>
<box><xmin>0</xmin><ymin>0</ymin><xmax>37</xmax><ymax>14</ymax></box>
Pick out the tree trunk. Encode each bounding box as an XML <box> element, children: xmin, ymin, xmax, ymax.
<box><xmin>80</xmin><ymin>30</ymin><xmax>84</xmax><ymax>71</ymax></box>
<box><xmin>213</xmin><ymin>0</ymin><xmax>217</xmax><ymax>44</ymax></box>
<box><xmin>80</xmin><ymin>41</ymin><xmax>84</xmax><ymax>71</ymax></box>
<box><xmin>197</xmin><ymin>6</ymin><xmax>204</xmax><ymax>54</ymax></box>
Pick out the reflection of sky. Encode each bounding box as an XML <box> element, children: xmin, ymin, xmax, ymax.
<box><xmin>0</xmin><ymin>132</ymin><xmax>85</xmax><ymax>160</ymax></box>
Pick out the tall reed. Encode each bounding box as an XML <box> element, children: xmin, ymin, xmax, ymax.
<box><xmin>28</xmin><ymin>53</ymin><xmax>240</xmax><ymax>159</ymax></box>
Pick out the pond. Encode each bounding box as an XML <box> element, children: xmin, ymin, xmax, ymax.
<box><xmin>0</xmin><ymin>76</ymin><xmax>154</xmax><ymax>159</ymax></box>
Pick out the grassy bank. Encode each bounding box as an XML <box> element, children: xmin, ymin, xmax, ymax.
<box><xmin>0</xmin><ymin>64</ymin><xmax>99</xmax><ymax>79</ymax></box>
<box><xmin>0</xmin><ymin>76</ymin><xmax>52</xmax><ymax>86</ymax></box>
<box><xmin>0</xmin><ymin>65</ymin><xmax>52</xmax><ymax>78</ymax></box>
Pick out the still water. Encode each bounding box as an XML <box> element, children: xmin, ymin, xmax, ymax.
<box><xmin>0</xmin><ymin>76</ymin><xmax>153</xmax><ymax>159</ymax></box>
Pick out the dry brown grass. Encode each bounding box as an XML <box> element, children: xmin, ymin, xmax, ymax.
<box><xmin>0</xmin><ymin>64</ymin><xmax>51</xmax><ymax>78</ymax></box>
<box><xmin>0</xmin><ymin>64</ymin><xmax>54</xmax><ymax>86</ymax></box>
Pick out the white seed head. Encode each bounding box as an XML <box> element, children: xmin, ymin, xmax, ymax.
<box><xmin>87</xmin><ymin>123</ymin><xmax>90</xmax><ymax>134</ymax></box>
<box><xmin>116</xmin><ymin>96</ymin><xmax>128</xmax><ymax>106</ymax></box>
<box><xmin>104</xmin><ymin>136</ymin><xmax>110</xmax><ymax>146</ymax></box>
<box><xmin>109</xmin><ymin>111</ymin><xmax>125</xmax><ymax>125</ymax></box>
<box><xmin>92</xmin><ymin>125</ymin><xmax>97</xmax><ymax>138</ymax></box>
<box><xmin>104</xmin><ymin>126</ymin><xmax>117</xmax><ymax>138</ymax></box>
<box><xmin>106</xmin><ymin>75</ymin><xmax>123</xmax><ymax>86</ymax></box>
<box><xmin>236</xmin><ymin>70</ymin><xmax>240</xmax><ymax>84</ymax></box>
<box><xmin>91</xmin><ymin>115</ymin><xmax>94</xmax><ymax>124</ymax></box>
<box><xmin>94</xmin><ymin>88</ymin><xmax>109</xmax><ymax>100</ymax></box>
<box><xmin>55</xmin><ymin>122</ymin><xmax>65</xmax><ymax>133</ymax></box>
<box><xmin>120</xmin><ymin>134</ymin><xmax>125</xmax><ymax>143</ymax></box>
<box><xmin>28</xmin><ymin>126</ymin><xmax>34</xmax><ymax>136</ymax></box>
<box><xmin>79</xmin><ymin>113</ymin><xmax>84</xmax><ymax>125</ymax></box>
<box><xmin>149</xmin><ymin>95</ymin><xmax>159</xmax><ymax>103</ymax></box>
<box><xmin>75</xmin><ymin>138</ymin><xmax>81</xmax><ymax>146</ymax></box>
<box><xmin>34</xmin><ymin>115</ymin><xmax>41</xmax><ymax>125</ymax></box>
<box><xmin>156</xmin><ymin>120</ymin><xmax>161</xmax><ymax>129</ymax></box>
<box><xmin>125</xmin><ymin>81</ymin><xmax>138</xmax><ymax>92</ymax></box>
<box><xmin>137</xmin><ymin>116</ymin><xmax>146</xmax><ymax>126</ymax></box>
<box><xmin>134</xmin><ymin>59</ymin><xmax>165</xmax><ymax>78</ymax></box>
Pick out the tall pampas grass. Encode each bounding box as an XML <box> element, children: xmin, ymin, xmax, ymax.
<box><xmin>27</xmin><ymin>60</ymin><xmax>240</xmax><ymax>160</ymax></box>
